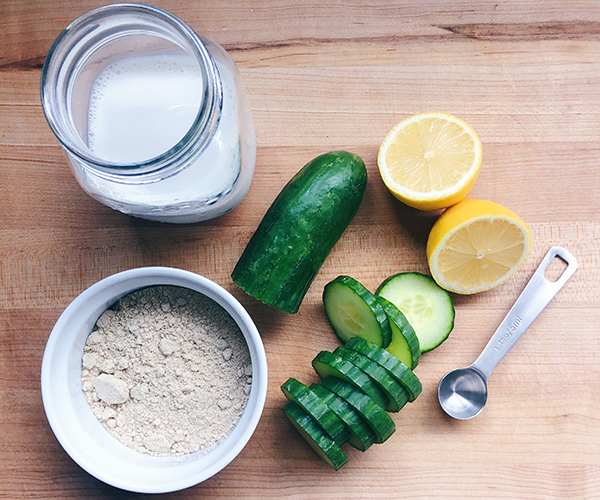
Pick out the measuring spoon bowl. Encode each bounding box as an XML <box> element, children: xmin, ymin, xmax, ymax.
<box><xmin>438</xmin><ymin>367</ymin><xmax>487</xmax><ymax>420</ymax></box>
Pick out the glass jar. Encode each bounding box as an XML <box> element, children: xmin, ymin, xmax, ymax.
<box><xmin>41</xmin><ymin>3</ymin><xmax>255</xmax><ymax>223</ymax></box>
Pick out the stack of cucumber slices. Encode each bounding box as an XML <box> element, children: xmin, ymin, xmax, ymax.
<box><xmin>281</xmin><ymin>273</ymin><xmax>455</xmax><ymax>470</ymax></box>
<box><xmin>281</xmin><ymin>337</ymin><xmax>418</xmax><ymax>470</ymax></box>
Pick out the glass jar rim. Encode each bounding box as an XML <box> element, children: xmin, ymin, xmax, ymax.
<box><xmin>40</xmin><ymin>2</ymin><xmax>222</xmax><ymax>181</ymax></box>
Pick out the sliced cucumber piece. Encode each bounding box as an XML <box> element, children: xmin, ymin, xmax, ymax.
<box><xmin>323</xmin><ymin>276</ymin><xmax>392</xmax><ymax>348</ymax></box>
<box><xmin>334</xmin><ymin>346</ymin><xmax>409</xmax><ymax>413</ymax></box>
<box><xmin>312</xmin><ymin>351</ymin><xmax>389</xmax><ymax>409</ymax></box>
<box><xmin>345</xmin><ymin>337</ymin><xmax>422</xmax><ymax>401</ymax></box>
<box><xmin>281</xmin><ymin>378</ymin><xmax>350</xmax><ymax>446</ymax></box>
<box><xmin>320</xmin><ymin>376</ymin><xmax>395</xmax><ymax>444</ymax></box>
<box><xmin>282</xmin><ymin>402</ymin><xmax>348</xmax><ymax>470</ymax></box>
<box><xmin>376</xmin><ymin>296</ymin><xmax>421</xmax><ymax>369</ymax></box>
<box><xmin>310</xmin><ymin>383</ymin><xmax>376</xmax><ymax>452</ymax></box>
<box><xmin>376</xmin><ymin>272</ymin><xmax>455</xmax><ymax>352</ymax></box>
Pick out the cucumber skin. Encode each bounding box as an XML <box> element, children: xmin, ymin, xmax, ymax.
<box><xmin>309</xmin><ymin>383</ymin><xmax>376</xmax><ymax>452</ymax></box>
<box><xmin>320</xmin><ymin>376</ymin><xmax>395</xmax><ymax>444</ymax></box>
<box><xmin>312</xmin><ymin>351</ymin><xmax>390</xmax><ymax>409</ymax></box>
<box><xmin>282</xmin><ymin>402</ymin><xmax>348</xmax><ymax>470</ymax></box>
<box><xmin>345</xmin><ymin>337</ymin><xmax>422</xmax><ymax>401</ymax></box>
<box><xmin>334</xmin><ymin>346</ymin><xmax>409</xmax><ymax>413</ymax></box>
<box><xmin>281</xmin><ymin>377</ymin><xmax>350</xmax><ymax>446</ymax></box>
<box><xmin>232</xmin><ymin>151</ymin><xmax>367</xmax><ymax>314</ymax></box>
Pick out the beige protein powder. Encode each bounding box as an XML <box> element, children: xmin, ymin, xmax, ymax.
<box><xmin>81</xmin><ymin>285</ymin><xmax>252</xmax><ymax>456</ymax></box>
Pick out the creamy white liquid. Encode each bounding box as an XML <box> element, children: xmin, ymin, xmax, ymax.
<box><xmin>88</xmin><ymin>55</ymin><xmax>202</xmax><ymax>164</ymax></box>
<box><xmin>83</xmin><ymin>51</ymin><xmax>245</xmax><ymax>221</ymax></box>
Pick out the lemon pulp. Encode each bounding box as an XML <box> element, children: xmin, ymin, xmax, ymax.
<box><xmin>427</xmin><ymin>198</ymin><xmax>531</xmax><ymax>294</ymax></box>
<box><xmin>378</xmin><ymin>112</ymin><xmax>482</xmax><ymax>211</ymax></box>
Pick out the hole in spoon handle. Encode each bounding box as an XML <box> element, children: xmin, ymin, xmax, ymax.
<box><xmin>545</xmin><ymin>247</ymin><xmax>578</xmax><ymax>288</ymax></box>
<box><xmin>472</xmin><ymin>246</ymin><xmax>578</xmax><ymax>379</ymax></box>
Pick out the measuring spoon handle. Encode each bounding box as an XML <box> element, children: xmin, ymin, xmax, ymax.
<box><xmin>471</xmin><ymin>246</ymin><xmax>578</xmax><ymax>379</ymax></box>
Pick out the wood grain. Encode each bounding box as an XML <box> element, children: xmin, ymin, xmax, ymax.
<box><xmin>1</xmin><ymin>0</ymin><xmax>600</xmax><ymax>498</ymax></box>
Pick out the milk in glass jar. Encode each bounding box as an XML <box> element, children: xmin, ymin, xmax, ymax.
<box><xmin>41</xmin><ymin>3</ymin><xmax>255</xmax><ymax>223</ymax></box>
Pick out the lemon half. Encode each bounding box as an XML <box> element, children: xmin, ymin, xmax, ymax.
<box><xmin>426</xmin><ymin>198</ymin><xmax>532</xmax><ymax>294</ymax></box>
<box><xmin>378</xmin><ymin>112</ymin><xmax>482</xmax><ymax>211</ymax></box>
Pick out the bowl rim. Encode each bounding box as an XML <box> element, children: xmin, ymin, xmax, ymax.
<box><xmin>41</xmin><ymin>266</ymin><xmax>268</xmax><ymax>493</ymax></box>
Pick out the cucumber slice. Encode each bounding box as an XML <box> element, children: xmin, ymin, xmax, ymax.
<box><xmin>281</xmin><ymin>378</ymin><xmax>350</xmax><ymax>446</ymax></box>
<box><xmin>345</xmin><ymin>338</ymin><xmax>422</xmax><ymax>401</ymax></box>
<box><xmin>310</xmin><ymin>383</ymin><xmax>376</xmax><ymax>452</ymax></box>
<box><xmin>334</xmin><ymin>346</ymin><xmax>409</xmax><ymax>413</ymax></box>
<box><xmin>312</xmin><ymin>351</ymin><xmax>389</xmax><ymax>409</ymax></box>
<box><xmin>323</xmin><ymin>276</ymin><xmax>392</xmax><ymax>348</ymax></box>
<box><xmin>320</xmin><ymin>376</ymin><xmax>395</xmax><ymax>444</ymax></box>
<box><xmin>376</xmin><ymin>272</ymin><xmax>455</xmax><ymax>352</ymax></box>
<box><xmin>376</xmin><ymin>296</ymin><xmax>421</xmax><ymax>369</ymax></box>
<box><xmin>282</xmin><ymin>402</ymin><xmax>348</xmax><ymax>470</ymax></box>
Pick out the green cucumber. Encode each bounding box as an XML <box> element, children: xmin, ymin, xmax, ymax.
<box><xmin>310</xmin><ymin>383</ymin><xmax>376</xmax><ymax>452</ymax></box>
<box><xmin>376</xmin><ymin>272</ymin><xmax>455</xmax><ymax>352</ymax></box>
<box><xmin>232</xmin><ymin>151</ymin><xmax>367</xmax><ymax>313</ymax></box>
<box><xmin>282</xmin><ymin>402</ymin><xmax>348</xmax><ymax>470</ymax></box>
<box><xmin>312</xmin><ymin>351</ymin><xmax>389</xmax><ymax>409</ymax></box>
<box><xmin>323</xmin><ymin>276</ymin><xmax>392</xmax><ymax>348</ymax></box>
<box><xmin>376</xmin><ymin>296</ymin><xmax>421</xmax><ymax>369</ymax></box>
<box><xmin>320</xmin><ymin>377</ymin><xmax>395</xmax><ymax>444</ymax></box>
<box><xmin>281</xmin><ymin>378</ymin><xmax>350</xmax><ymax>446</ymax></box>
<box><xmin>334</xmin><ymin>346</ymin><xmax>409</xmax><ymax>413</ymax></box>
<box><xmin>345</xmin><ymin>337</ymin><xmax>422</xmax><ymax>401</ymax></box>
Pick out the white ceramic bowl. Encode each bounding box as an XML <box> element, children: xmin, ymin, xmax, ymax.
<box><xmin>41</xmin><ymin>267</ymin><xmax>268</xmax><ymax>493</ymax></box>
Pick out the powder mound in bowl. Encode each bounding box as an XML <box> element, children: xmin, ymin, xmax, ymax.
<box><xmin>81</xmin><ymin>285</ymin><xmax>252</xmax><ymax>457</ymax></box>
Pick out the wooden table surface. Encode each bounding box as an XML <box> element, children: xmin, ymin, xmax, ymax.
<box><xmin>2</xmin><ymin>1</ymin><xmax>600</xmax><ymax>498</ymax></box>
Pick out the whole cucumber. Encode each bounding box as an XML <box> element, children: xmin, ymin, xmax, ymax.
<box><xmin>232</xmin><ymin>151</ymin><xmax>367</xmax><ymax>313</ymax></box>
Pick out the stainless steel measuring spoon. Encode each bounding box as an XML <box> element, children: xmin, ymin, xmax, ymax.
<box><xmin>438</xmin><ymin>246</ymin><xmax>578</xmax><ymax>420</ymax></box>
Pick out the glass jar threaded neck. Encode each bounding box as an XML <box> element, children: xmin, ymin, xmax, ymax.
<box><xmin>41</xmin><ymin>2</ymin><xmax>222</xmax><ymax>184</ymax></box>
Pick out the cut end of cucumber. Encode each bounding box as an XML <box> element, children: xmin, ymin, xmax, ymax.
<box><xmin>231</xmin><ymin>274</ymin><xmax>302</xmax><ymax>314</ymax></box>
<box><xmin>376</xmin><ymin>272</ymin><xmax>455</xmax><ymax>353</ymax></box>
